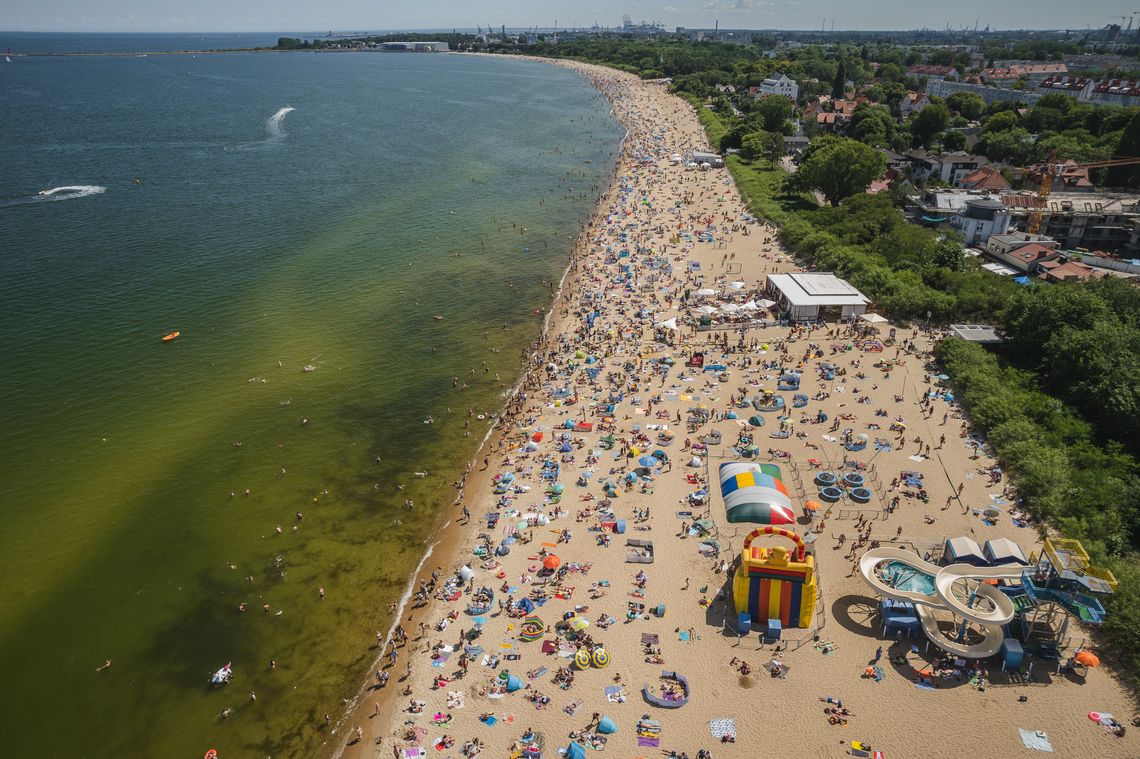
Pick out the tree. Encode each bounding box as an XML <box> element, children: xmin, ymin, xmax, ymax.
<box><xmin>788</xmin><ymin>137</ymin><xmax>886</xmax><ymax>206</ymax></box>
<box><xmin>945</xmin><ymin>91</ymin><xmax>986</xmax><ymax>120</ymax></box>
<box><xmin>851</xmin><ymin>104</ymin><xmax>895</xmax><ymax>148</ymax></box>
<box><xmin>941</xmin><ymin>130</ymin><xmax>966</xmax><ymax>151</ymax></box>
<box><xmin>832</xmin><ymin>60</ymin><xmax>847</xmax><ymax>99</ymax></box>
<box><xmin>982</xmin><ymin>110</ymin><xmax>1019</xmax><ymax>134</ymax></box>
<box><xmin>909</xmin><ymin>102</ymin><xmax>950</xmax><ymax>147</ymax></box>
<box><xmin>741</xmin><ymin>130</ymin><xmax>784</xmax><ymax>162</ymax></box>
<box><xmin>755</xmin><ymin>95</ymin><xmax>794</xmax><ymax>133</ymax></box>
<box><xmin>1106</xmin><ymin>111</ymin><xmax>1140</xmax><ymax>188</ymax></box>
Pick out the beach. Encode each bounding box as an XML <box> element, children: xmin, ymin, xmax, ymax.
<box><xmin>335</xmin><ymin>62</ymin><xmax>1137</xmax><ymax>759</ymax></box>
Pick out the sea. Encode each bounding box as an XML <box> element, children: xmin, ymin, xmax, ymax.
<box><xmin>0</xmin><ymin>35</ymin><xmax>622</xmax><ymax>757</ymax></box>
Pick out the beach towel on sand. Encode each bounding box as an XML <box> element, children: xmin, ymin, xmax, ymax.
<box><xmin>709</xmin><ymin>718</ymin><xmax>737</xmax><ymax>740</ymax></box>
<box><xmin>1019</xmin><ymin>729</ymin><xmax>1053</xmax><ymax>752</ymax></box>
<box><xmin>402</xmin><ymin>750</ymin><xmax>426</xmax><ymax>758</ymax></box>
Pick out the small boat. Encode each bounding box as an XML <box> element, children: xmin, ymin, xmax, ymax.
<box><xmin>432</xmin><ymin>315</ymin><xmax>444</xmax><ymax>321</ymax></box>
<box><xmin>161</xmin><ymin>331</ymin><xmax>180</xmax><ymax>342</ymax></box>
<box><xmin>210</xmin><ymin>662</ymin><xmax>232</xmax><ymax>686</ymax></box>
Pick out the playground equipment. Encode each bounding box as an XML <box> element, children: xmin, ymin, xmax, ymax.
<box><xmin>1020</xmin><ymin>538</ymin><xmax>1117</xmax><ymax>658</ymax></box>
<box><xmin>732</xmin><ymin>526</ymin><xmax>817</xmax><ymax>630</ymax></box>
<box><xmin>719</xmin><ymin>462</ymin><xmax>795</xmax><ymax>525</ymax></box>
<box><xmin>859</xmin><ymin>547</ymin><xmax>1023</xmax><ymax>658</ymax></box>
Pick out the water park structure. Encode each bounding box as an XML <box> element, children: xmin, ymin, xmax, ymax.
<box><xmin>859</xmin><ymin>538</ymin><xmax>1116</xmax><ymax>660</ymax></box>
<box><xmin>732</xmin><ymin>526</ymin><xmax>817</xmax><ymax>631</ymax></box>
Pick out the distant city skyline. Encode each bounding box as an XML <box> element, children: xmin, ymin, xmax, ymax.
<box><xmin>1</xmin><ymin>0</ymin><xmax>1135</xmax><ymax>34</ymax></box>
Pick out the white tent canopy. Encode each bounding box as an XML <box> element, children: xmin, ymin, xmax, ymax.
<box><xmin>727</xmin><ymin>281</ymin><xmax>747</xmax><ymax>290</ymax></box>
<box><xmin>656</xmin><ymin>317</ymin><xmax>679</xmax><ymax>330</ymax></box>
<box><xmin>757</xmin><ymin>298</ymin><xmax>776</xmax><ymax>309</ymax></box>
<box><xmin>719</xmin><ymin>303</ymin><xmax>740</xmax><ymax>313</ymax></box>
<box><xmin>860</xmin><ymin>312</ymin><xmax>889</xmax><ymax>324</ymax></box>
<box><xmin>696</xmin><ymin>305</ymin><xmax>719</xmax><ymax>315</ymax></box>
<box><xmin>696</xmin><ymin>288</ymin><xmax>717</xmax><ymax>297</ymax></box>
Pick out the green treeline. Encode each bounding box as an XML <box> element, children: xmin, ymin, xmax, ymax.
<box><xmin>935</xmin><ymin>338</ymin><xmax>1140</xmax><ymax>678</ymax></box>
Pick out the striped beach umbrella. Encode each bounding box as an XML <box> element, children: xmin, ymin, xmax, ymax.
<box><xmin>591</xmin><ymin>648</ymin><xmax>611</xmax><ymax>668</ymax></box>
<box><xmin>574</xmin><ymin>649</ymin><xmax>592</xmax><ymax>670</ymax></box>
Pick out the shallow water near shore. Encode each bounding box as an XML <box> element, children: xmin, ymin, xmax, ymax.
<box><xmin>0</xmin><ymin>50</ymin><xmax>620</xmax><ymax>757</ymax></box>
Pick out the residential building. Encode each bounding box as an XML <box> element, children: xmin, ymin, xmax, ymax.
<box><xmin>1089</xmin><ymin>80</ymin><xmax>1140</xmax><ymax>106</ymax></box>
<box><xmin>907</xmin><ymin>64</ymin><xmax>958</xmax><ymax>81</ymax></box>
<box><xmin>927</xmin><ymin>79</ymin><xmax>1040</xmax><ymax>105</ymax></box>
<box><xmin>899</xmin><ymin>92</ymin><xmax>930</xmax><ymax>120</ymax></box>
<box><xmin>984</xmin><ymin>234</ymin><xmax>1061</xmax><ymax>273</ymax></box>
<box><xmin>959</xmin><ymin>166</ymin><xmax>1010</xmax><ymax>192</ymax></box>
<box><xmin>377</xmin><ymin>41</ymin><xmax>450</xmax><ymax>52</ymax></box>
<box><xmin>906</xmin><ymin>151</ymin><xmax>988</xmax><ymax>185</ymax></box>
<box><xmin>756</xmin><ymin>74</ymin><xmax>799</xmax><ymax>102</ymax></box>
<box><xmin>950</xmin><ymin>197</ymin><xmax>1012</xmax><ymax>245</ymax></box>
<box><xmin>981</xmin><ymin>63</ymin><xmax>1068</xmax><ymax>83</ymax></box>
<box><xmin>1037</xmin><ymin>260</ymin><xmax>1108</xmax><ymax>283</ymax></box>
<box><xmin>910</xmin><ymin>190</ymin><xmax>1140</xmax><ymax>255</ymax></box>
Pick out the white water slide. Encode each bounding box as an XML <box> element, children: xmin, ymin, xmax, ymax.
<box><xmin>859</xmin><ymin>547</ymin><xmax>1025</xmax><ymax>658</ymax></box>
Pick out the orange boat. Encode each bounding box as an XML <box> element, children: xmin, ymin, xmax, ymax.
<box><xmin>161</xmin><ymin>331</ymin><xmax>180</xmax><ymax>342</ymax></box>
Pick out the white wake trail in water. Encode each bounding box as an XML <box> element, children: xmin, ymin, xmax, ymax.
<box><xmin>1</xmin><ymin>185</ymin><xmax>107</xmax><ymax>208</ymax></box>
<box><xmin>266</xmin><ymin>106</ymin><xmax>295</xmax><ymax>139</ymax></box>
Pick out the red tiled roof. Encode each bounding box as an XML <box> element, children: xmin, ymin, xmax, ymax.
<box><xmin>960</xmin><ymin>166</ymin><xmax>1010</xmax><ymax>191</ymax></box>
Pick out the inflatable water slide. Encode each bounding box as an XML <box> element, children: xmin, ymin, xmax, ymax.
<box><xmin>859</xmin><ymin>547</ymin><xmax>1024</xmax><ymax>658</ymax></box>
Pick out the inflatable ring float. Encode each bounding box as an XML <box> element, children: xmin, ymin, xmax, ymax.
<box><xmin>814</xmin><ymin>471</ymin><xmax>837</xmax><ymax>487</ymax></box>
<box><xmin>820</xmin><ymin>486</ymin><xmax>843</xmax><ymax>503</ymax></box>
<box><xmin>849</xmin><ymin>487</ymin><xmax>873</xmax><ymax>504</ymax></box>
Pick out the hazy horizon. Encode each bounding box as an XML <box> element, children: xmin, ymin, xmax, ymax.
<box><xmin>1</xmin><ymin>0</ymin><xmax>1134</xmax><ymax>35</ymax></box>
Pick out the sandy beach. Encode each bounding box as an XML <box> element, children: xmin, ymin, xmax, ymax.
<box><xmin>334</xmin><ymin>61</ymin><xmax>1137</xmax><ymax>759</ymax></box>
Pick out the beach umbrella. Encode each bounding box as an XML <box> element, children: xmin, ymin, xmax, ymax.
<box><xmin>591</xmin><ymin>648</ymin><xmax>611</xmax><ymax>668</ymax></box>
<box><xmin>1075</xmin><ymin>651</ymin><xmax>1100</xmax><ymax>668</ymax></box>
<box><xmin>543</xmin><ymin>555</ymin><xmax>561</xmax><ymax>571</ymax></box>
<box><xmin>574</xmin><ymin>649</ymin><xmax>592</xmax><ymax>669</ymax></box>
<box><xmin>549</xmin><ymin>483</ymin><xmax>565</xmax><ymax>494</ymax></box>
<box><xmin>652</xmin><ymin>449</ymin><xmax>667</xmax><ymax>460</ymax></box>
<box><xmin>571</xmin><ymin>617</ymin><xmax>590</xmax><ymax>631</ymax></box>
<box><xmin>638</xmin><ymin>455</ymin><xmax>657</xmax><ymax>468</ymax></box>
<box><xmin>804</xmin><ymin>500</ymin><xmax>822</xmax><ymax>511</ymax></box>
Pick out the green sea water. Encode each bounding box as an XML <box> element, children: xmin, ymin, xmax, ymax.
<box><xmin>0</xmin><ymin>49</ymin><xmax>620</xmax><ymax>757</ymax></box>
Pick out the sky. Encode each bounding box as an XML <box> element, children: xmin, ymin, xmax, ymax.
<box><xmin>0</xmin><ymin>0</ymin><xmax>1134</xmax><ymax>34</ymax></box>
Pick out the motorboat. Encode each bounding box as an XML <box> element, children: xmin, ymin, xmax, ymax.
<box><xmin>161</xmin><ymin>331</ymin><xmax>180</xmax><ymax>342</ymax></box>
<box><xmin>210</xmin><ymin>662</ymin><xmax>232</xmax><ymax>686</ymax></box>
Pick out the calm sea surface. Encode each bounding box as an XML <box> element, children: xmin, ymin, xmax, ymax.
<box><xmin>0</xmin><ymin>46</ymin><xmax>620</xmax><ymax>757</ymax></box>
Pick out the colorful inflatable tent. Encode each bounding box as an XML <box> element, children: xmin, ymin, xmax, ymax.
<box><xmin>732</xmin><ymin>527</ymin><xmax>817</xmax><ymax>629</ymax></box>
<box><xmin>719</xmin><ymin>462</ymin><xmax>795</xmax><ymax>525</ymax></box>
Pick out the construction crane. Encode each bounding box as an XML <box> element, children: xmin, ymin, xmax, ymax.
<box><xmin>1025</xmin><ymin>152</ymin><xmax>1140</xmax><ymax>234</ymax></box>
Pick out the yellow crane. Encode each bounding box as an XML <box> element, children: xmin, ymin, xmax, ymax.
<box><xmin>1027</xmin><ymin>152</ymin><xmax>1140</xmax><ymax>234</ymax></box>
